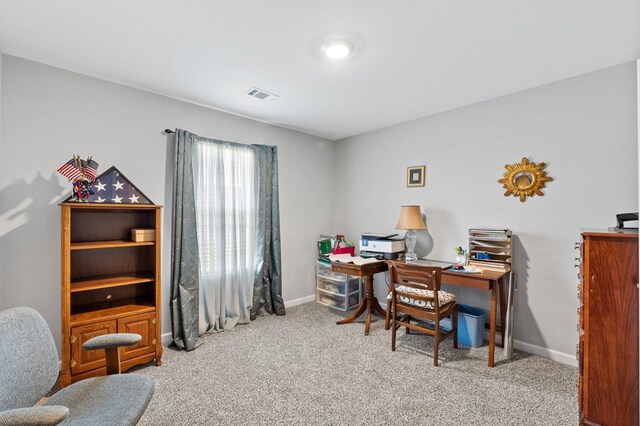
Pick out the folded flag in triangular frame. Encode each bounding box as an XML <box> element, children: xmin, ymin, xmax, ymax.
<box><xmin>63</xmin><ymin>166</ymin><xmax>154</xmax><ymax>204</ymax></box>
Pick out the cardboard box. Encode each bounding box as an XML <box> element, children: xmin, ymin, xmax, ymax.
<box><xmin>131</xmin><ymin>228</ymin><xmax>155</xmax><ymax>242</ymax></box>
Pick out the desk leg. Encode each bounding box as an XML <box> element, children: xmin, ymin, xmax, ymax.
<box><xmin>488</xmin><ymin>283</ymin><xmax>497</xmax><ymax>368</ymax></box>
<box><xmin>364</xmin><ymin>297</ymin><xmax>372</xmax><ymax>335</ymax></box>
<box><xmin>336</xmin><ymin>298</ymin><xmax>367</xmax><ymax>326</ymax></box>
<box><xmin>336</xmin><ymin>274</ymin><xmax>379</xmax><ymax>337</ymax></box>
<box><xmin>335</xmin><ymin>274</ymin><xmax>386</xmax><ymax>335</ymax></box>
<box><xmin>371</xmin><ymin>297</ymin><xmax>386</xmax><ymax>317</ymax></box>
<box><xmin>499</xmin><ymin>276</ymin><xmax>506</xmax><ymax>348</ymax></box>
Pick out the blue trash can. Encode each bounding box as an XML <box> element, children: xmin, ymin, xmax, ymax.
<box><xmin>457</xmin><ymin>304</ymin><xmax>486</xmax><ymax>347</ymax></box>
<box><xmin>438</xmin><ymin>304</ymin><xmax>486</xmax><ymax>348</ymax></box>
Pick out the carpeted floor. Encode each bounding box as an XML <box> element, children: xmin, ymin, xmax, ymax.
<box><xmin>134</xmin><ymin>302</ymin><xmax>578</xmax><ymax>425</ymax></box>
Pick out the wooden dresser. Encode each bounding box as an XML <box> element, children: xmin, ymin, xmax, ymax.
<box><xmin>59</xmin><ymin>203</ymin><xmax>163</xmax><ymax>387</ymax></box>
<box><xmin>578</xmin><ymin>229</ymin><xmax>638</xmax><ymax>425</ymax></box>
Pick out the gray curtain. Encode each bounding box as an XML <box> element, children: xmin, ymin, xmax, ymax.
<box><xmin>170</xmin><ymin>131</ymin><xmax>285</xmax><ymax>351</ymax></box>
<box><xmin>170</xmin><ymin>129</ymin><xmax>201</xmax><ymax>351</ymax></box>
<box><xmin>251</xmin><ymin>145</ymin><xmax>286</xmax><ymax>318</ymax></box>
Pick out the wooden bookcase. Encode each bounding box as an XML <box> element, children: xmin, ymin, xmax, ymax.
<box><xmin>59</xmin><ymin>203</ymin><xmax>163</xmax><ymax>387</ymax></box>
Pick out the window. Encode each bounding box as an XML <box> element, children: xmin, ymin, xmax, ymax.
<box><xmin>192</xmin><ymin>139</ymin><xmax>257</xmax><ymax>331</ymax></box>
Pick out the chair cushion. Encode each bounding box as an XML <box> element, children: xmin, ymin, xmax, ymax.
<box><xmin>391</xmin><ymin>285</ymin><xmax>455</xmax><ymax>310</ymax></box>
<box><xmin>82</xmin><ymin>333</ymin><xmax>141</xmax><ymax>350</ymax></box>
<box><xmin>44</xmin><ymin>374</ymin><xmax>153</xmax><ymax>426</ymax></box>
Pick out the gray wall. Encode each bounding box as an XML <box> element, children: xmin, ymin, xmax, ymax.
<box><xmin>0</xmin><ymin>50</ymin><xmax>2</xmax><ymax>154</ymax></box>
<box><xmin>1</xmin><ymin>54</ymin><xmax>637</xmax><ymax>364</ymax></box>
<box><xmin>0</xmin><ymin>55</ymin><xmax>335</xmax><ymax>354</ymax></box>
<box><xmin>332</xmin><ymin>62</ymin><xmax>638</xmax><ymax>363</ymax></box>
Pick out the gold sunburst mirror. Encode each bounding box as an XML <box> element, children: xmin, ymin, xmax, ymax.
<box><xmin>498</xmin><ymin>157</ymin><xmax>553</xmax><ymax>202</ymax></box>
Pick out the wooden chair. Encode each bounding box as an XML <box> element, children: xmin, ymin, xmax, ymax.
<box><xmin>388</xmin><ymin>262</ymin><xmax>458</xmax><ymax>366</ymax></box>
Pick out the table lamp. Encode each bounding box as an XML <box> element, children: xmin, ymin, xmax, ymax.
<box><xmin>395</xmin><ymin>205</ymin><xmax>427</xmax><ymax>261</ymax></box>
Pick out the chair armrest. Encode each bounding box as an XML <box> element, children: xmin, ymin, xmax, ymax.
<box><xmin>82</xmin><ymin>333</ymin><xmax>142</xmax><ymax>351</ymax></box>
<box><xmin>0</xmin><ymin>406</ymin><xmax>69</xmax><ymax>426</ymax></box>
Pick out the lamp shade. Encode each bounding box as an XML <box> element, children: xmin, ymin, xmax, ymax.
<box><xmin>395</xmin><ymin>205</ymin><xmax>427</xmax><ymax>230</ymax></box>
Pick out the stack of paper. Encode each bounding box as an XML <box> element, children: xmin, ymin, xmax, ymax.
<box><xmin>329</xmin><ymin>254</ymin><xmax>382</xmax><ymax>266</ymax></box>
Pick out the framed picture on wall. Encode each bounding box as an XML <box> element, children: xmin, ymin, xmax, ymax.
<box><xmin>407</xmin><ymin>165</ymin><xmax>426</xmax><ymax>187</ymax></box>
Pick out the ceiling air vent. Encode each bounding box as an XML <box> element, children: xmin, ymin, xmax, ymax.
<box><xmin>245</xmin><ymin>87</ymin><xmax>279</xmax><ymax>102</ymax></box>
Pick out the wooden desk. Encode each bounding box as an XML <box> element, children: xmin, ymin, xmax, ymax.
<box><xmin>387</xmin><ymin>260</ymin><xmax>509</xmax><ymax>368</ymax></box>
<box><xmin>442</xmin><ymin>268</ymin><xmax>508</xmax><ymax>368</ymax></box>
<box><xmin>331</xmin><ymin>261</ymin><xmax>389</xmax><ymax>335</ymax></box>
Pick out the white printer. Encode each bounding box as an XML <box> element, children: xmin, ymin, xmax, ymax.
<box><xmin>359</xmin><ymin>233</ymin><xmax>405</xmax><ymax>259</ymax></box>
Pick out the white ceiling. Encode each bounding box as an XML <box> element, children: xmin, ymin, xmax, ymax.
<box><xmin>0</xmin><ymin>1</ymin><xmax>638</xmax><ymax>140</ymax></box>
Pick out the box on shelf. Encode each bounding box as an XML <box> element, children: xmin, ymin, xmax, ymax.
<box><xmin>131</xmin><ymin>228</ymin><xmax>155</xmax><ymax>242</ymax></box>
<box><xmin>331</xmin><ymin>246</ymin><xmax>355</xmax><ymax>256</ymax></box>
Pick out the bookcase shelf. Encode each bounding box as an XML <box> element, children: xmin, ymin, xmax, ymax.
<box><xmin>70</xmin><ymin>240</ymin><xmax>155</xmax><ymax>250</ymax></box>
<box><xmin>70</xmin><ymin>300</ymin><xmax>156</xmax><ymax>326</ymax></box>
<box><xmin>60</xmin><ymin>203</ymin><xmax>163</xmax><ymax>387</ymax></box>
<box><xmin>70</xmin><ymin>273</ymin><xmax>154</xmax><ymax>293</ymax></box>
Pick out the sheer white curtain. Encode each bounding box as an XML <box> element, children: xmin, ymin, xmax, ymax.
<box><xmin>192</xmin><ymin>139</ymin><xmax>258</xmax><ymax>333</ymax></box>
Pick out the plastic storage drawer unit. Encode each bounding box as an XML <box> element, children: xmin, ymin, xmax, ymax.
<box><xmin>315</xmin><ymin>260</ymin><xmax>362</xmax><ymax>311</ymax></box>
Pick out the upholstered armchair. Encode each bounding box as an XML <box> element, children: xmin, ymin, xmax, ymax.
<box><xmin>0</xmin><ymin>307</ymin><xmax>154</xmax><ymax>425</ymax></box>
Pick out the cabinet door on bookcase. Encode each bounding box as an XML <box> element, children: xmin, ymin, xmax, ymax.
<box><xmin>117</xmin><ymin>312</ymin><xmax>156</xmax><ymax>362</ymax></box>
<box><xmin>70</xmin><ymin>320</ymin><xmax>116</xmax><ymax>375</ymax></box>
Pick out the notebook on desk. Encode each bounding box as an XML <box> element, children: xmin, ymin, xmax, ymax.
<box><xmin>409</xmin><ymin>259</ymin><xmax>454</xmax><ymax>269</ymax></box>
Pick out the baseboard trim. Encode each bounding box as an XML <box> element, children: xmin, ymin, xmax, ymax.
<box><xmin>513</xmin><ymin>339</ymin><xmax>577</xmax><ymax>367</ymax></box>
<box><xmin>161</xmin><ymin>332</ymin><xmax>172</xmax><ymax>346</ymax></box>
<box><xmin>284</xmin><ymin>294</ymin><xmax>315</xmax><ymax>308</ymax></box>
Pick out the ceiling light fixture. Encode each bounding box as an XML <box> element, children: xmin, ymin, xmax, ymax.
<box><xmin>322</xmin><ymin>39</ymin><xmax>354</xmax><ymax>60</ymax></box>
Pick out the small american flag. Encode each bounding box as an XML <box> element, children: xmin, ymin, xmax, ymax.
<box><xmin>83</xmin><ymin>158</ymin><xmax>99</xmax><ymax>181</ymax></box>
<box><xmin>56</xmin><ymin>157</ymin><xmax>82</xmax><ymax>181</ymax></box>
